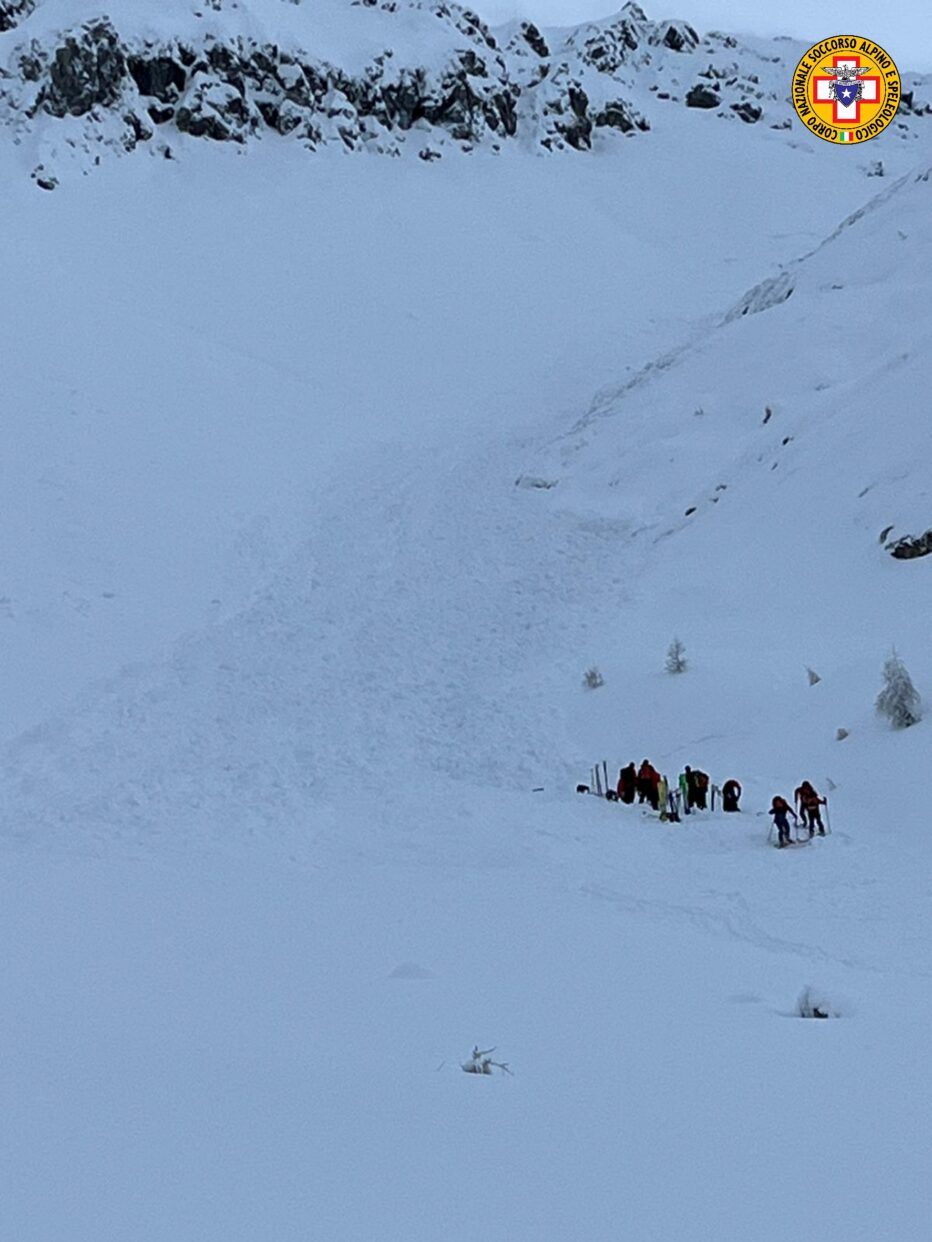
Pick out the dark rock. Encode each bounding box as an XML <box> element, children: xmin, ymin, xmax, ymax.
<box><xmin>206</xmin><ymin>42</ymin><xmax>245</xmax><ymax>94</ymax></box>
<box><xmin>40</xmin><ymin>20</ymin><xmax>127</xmax><ymax>117</ymax></box>
<box><xmin>595</xmin><ymin>98</ymin><xmax>648</xmax><ymax>133</ymax></box>
<box><xmin>379</xmin><ymin>68</ymin><xmax>428</xmax><ymax>129</ymax></box>
<box><xmin>521</xmin><ymin>22</ymin><xmax>549</xmax><ymax>58</ymax></box>
<box><xmin>887</xmin><ymin>530</ymin><xmax>932</xmax><ymax>559</ymax></box>
<box><xmin>0</xmin><ymin>0</ymin><xmax>34</xmax><ymax>33</ymax></box>
<box><xmin>147</xmin><ymin>104</ymin><xmax>175</xmax><ymax>125</ymax></box>
<box><xmin>580</xmin><ymin>19</ymin><xmax>640</xmax><ymax>74</ymax></box>
<box><xmin>456</xmin><ymin>7</ymin><xmax>497</xmax><ymax>50</ymax></box>
<box><xmin>176</xmin><ymin>102</ymin><xmax>236</xmax><ymax>142</ymax></box>
<box><xmin>19</xmin><ymin>48</ymin><xmax>45</xmax><ymax>83</ymax></box>
<box><xmin>654</xmin><ymin>22</ymin><xmax>700</xmax><ymax>53</ymax></box>
<box><xmin>428</xmin><ymin>70</ymin><xmax>485</xmax><ymax>141</ymax></box>
<box><xmin>686</xmin><ymin>83</ymin><xmax>720</xmax><ymax>109</ymax></box>
<box><xmin>459</xmin><ymin>50</ymin><xmax>487</xmax><ymax>77</ymax></box>
<box><xmin>560</xmin><ymin>84</ymin><xmax>592</xmax><ymax>149</ymax></box>
<box><xmin>127</xmin><ymin>55</ymin><xmax>186</xmax><ymax>102</ymax></box>
<box><xmin>490</xmin><ymin>89</ymin><xmax>518</xmax><ymax>136</ymax></box>
<box><xmin>124</xmin><ymin>110</ymin><xmax>153</xmax><ymax>145</ymax></box>
<box><xmin>731</xmin><ymin>100</ymin><xmax>762</xmax><ymax>123</ymax></box>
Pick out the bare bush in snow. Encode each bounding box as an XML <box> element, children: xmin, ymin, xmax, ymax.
<box><xmin>462</xmin><ymin>1046</ymin><xmax>512</xmax><ymax>1075</ymax></box>
<box><xmin>583</xmin><ymin>666</ymin><xmax>604</xmax><ymax>690</ymax></box>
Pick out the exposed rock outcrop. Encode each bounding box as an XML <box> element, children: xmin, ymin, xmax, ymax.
<box><xmin>38</xmin><ymin>19</ymin><xmax>126</xmax><ymax>117</ymax></box>
<box><xmin>887</xmin><ymin>530</ymin><xmax>932</xmax><ymax>560</ymax></box>
<box><xmin>0</xmin><ymin>0</ymin><xmax>927</xmax><ymax>180</ymax></box>
<box><xmin>0</xmin><ymin>0</ymin><xmax>33</xmax><ymax>34</ymax></box>
<box><xmin>685</xmin><ymin>83</ymin><xmax>720</xmax><ymax>109</ymax></box>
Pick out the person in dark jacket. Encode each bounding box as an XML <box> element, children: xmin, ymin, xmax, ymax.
<box><xmin>690</xmin><ymin>768</ymin><xmax>710</xmax><ymax>811</ymax></box>
<box><xmin>722</xmin><ymin>779</ymin><xmax>742</xmax><ymax>812</ymax></box>
<box><xmin>617</xmin><ymin>762</ymin><xmax>637</xmax><ymax>804</ymax></box>
<box><xmin>770</xmin><ymin>795</ymin><xmax>797</xmax><ymax>848</ymax></box>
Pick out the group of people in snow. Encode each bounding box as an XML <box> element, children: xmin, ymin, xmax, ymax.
<box><xmin>588</xmin><ymin>763</ymin><xmax>830</xmax><ymax>848</ymax></box>
<box><xmin>614</xmin><ymin>761</ymin><xmax>741</xmax><ymax>822</ymax></box>
<box><xmin>768</xmin><ymin>782</ymin><xmax>828</xmax><ymax>847</ymax></box>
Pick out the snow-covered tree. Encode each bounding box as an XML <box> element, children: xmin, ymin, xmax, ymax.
<box><xmin>665</xmin><ymin>637</ymin><xmax>687</xmax><ymax>674</ymax></box>
<box><xmin>875</xmin><ymin>649</ymin><xmax>922</xmax><ymax>729</ymax></box>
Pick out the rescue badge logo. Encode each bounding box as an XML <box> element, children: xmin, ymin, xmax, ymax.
<box><xmin>792</xmin><ymin>36</ymin><xmax>900</xmax><ymax>144</ymax></box>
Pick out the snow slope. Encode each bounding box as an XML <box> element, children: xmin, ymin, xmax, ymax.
<box><xmin>2</xmin><ymin>5</ymin><xmax>932</xmax><ymax>1240</ymax></box>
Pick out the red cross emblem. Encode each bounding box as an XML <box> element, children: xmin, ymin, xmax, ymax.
<box><xmin>812</xmin><ymin>55</ymin><xmax>881</xmax><ymax>123</ymax></box>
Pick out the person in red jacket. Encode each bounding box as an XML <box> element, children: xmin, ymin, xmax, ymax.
<box><xmin>617</xmin><ymin>762</ymin><xmax>636</xmax><ymax>804</ymax></box>
<box><xmin>795</xmin><ymin>781</ymin><xmax>826</xmax><ymax>837</ymax></box>
<box><xmin>722</xmin><ymin>779</ymin><xmax>742</xmax><ymax>812</ymax></box>
<box><xmin>637</xmin><ymin>760</ymin><xmax>659</xmax><ymax>809</ymax></box>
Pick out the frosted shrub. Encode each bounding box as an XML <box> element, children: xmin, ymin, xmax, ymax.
<box><xmin>797</xmin><ymin>986</ymin><xmax>834</xmax><ymax>1019</ymax></box>
<box><xmin>665</xmin><ymin>638</ymin><xmax>687</xmax><ymax>674</ymax></box>
<box><xmin>875</xmin><ymin>650</ymin><xmax>922</xmax><ymax>729</ymax></box>
<box><xmin>583</xmin><ymin>666</ymin><xmax>604</xmax><ymax>690</ymax></box>
<box><xmin>462</xmin><ymin>1046</ymin><xmax>512</xmax><ymax>1076</ymax></box>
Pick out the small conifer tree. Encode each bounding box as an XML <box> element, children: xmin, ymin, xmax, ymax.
<box><xmin>875</xmin><ymin>649</ymin><xmax>922</xmax><ymax>729</ymax></box>
<box><xmin>665</xmin><ymin>637</ymin><xmax>687</xmax><ymax>675</ymax></box>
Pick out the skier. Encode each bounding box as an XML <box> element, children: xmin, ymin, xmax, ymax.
<box><xmin>617</xmin><ymin>762</ymin><xmax>637</xmax><ymax>805</ymax></box>
<box><xmin>722</xmin><ymin>778</ymin><xmax>742</xmax><ymax>813</ymax></box>
<box><xmin>678</xmin><ymin>768</ymin><xmax>691</xmax><ymax>815</ymax></box>
<box><xmin>769</xmin><ymin>795</ymin><xmax>798</xmax><ymax>848</ymax></box>
<box><xmin>637</xmin><ymin>760</ymin><xmax>657</xmax><ymax>807</ymax></box>
<box><xmin>691</xmin><ymin>768</ymin><xmax>710</xmax><ymax>810</ymax></box>
<box><xmin>649</xmin><ymin>766</ymin><xmax>662</xmax><ymax>811</ymax></box>
<box><xmin>795</xmin><ymin>781</ymin><xmax>826</xmax><ymax>837</ymax></box>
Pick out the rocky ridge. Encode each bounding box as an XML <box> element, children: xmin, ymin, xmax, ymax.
<box><xmin>0</xmin><ymin>0</ymin><xmax>930</xmax><ymax>183</ymax></box>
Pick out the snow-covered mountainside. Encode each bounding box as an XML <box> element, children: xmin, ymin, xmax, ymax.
<box><xmin>1</xmin><ymin>0</ymin><xmax>931</xmax><ymax>185</ymax></box>
<box><xmin>3</xmin><ymin>4</ymin><xmax>932</xmax><ymax>1240</ymax></box>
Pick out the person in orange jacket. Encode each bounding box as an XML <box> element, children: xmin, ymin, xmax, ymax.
<box><xmin>795</xmin><ymin>781</ymin><xmax>826</xmax><ymax>837</ymax></box>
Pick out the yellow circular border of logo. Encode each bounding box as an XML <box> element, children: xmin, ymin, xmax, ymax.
<box><xmin>791</xmin><ymin>36</ymin><xmax>901</xmax><ymax>145</ymax></box>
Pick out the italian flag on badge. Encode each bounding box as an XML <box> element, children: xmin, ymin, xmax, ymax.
<box><xmin>838</xmin><ymin>130</ymin><xmax>854</xmax><ymax>142</ymax></box>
